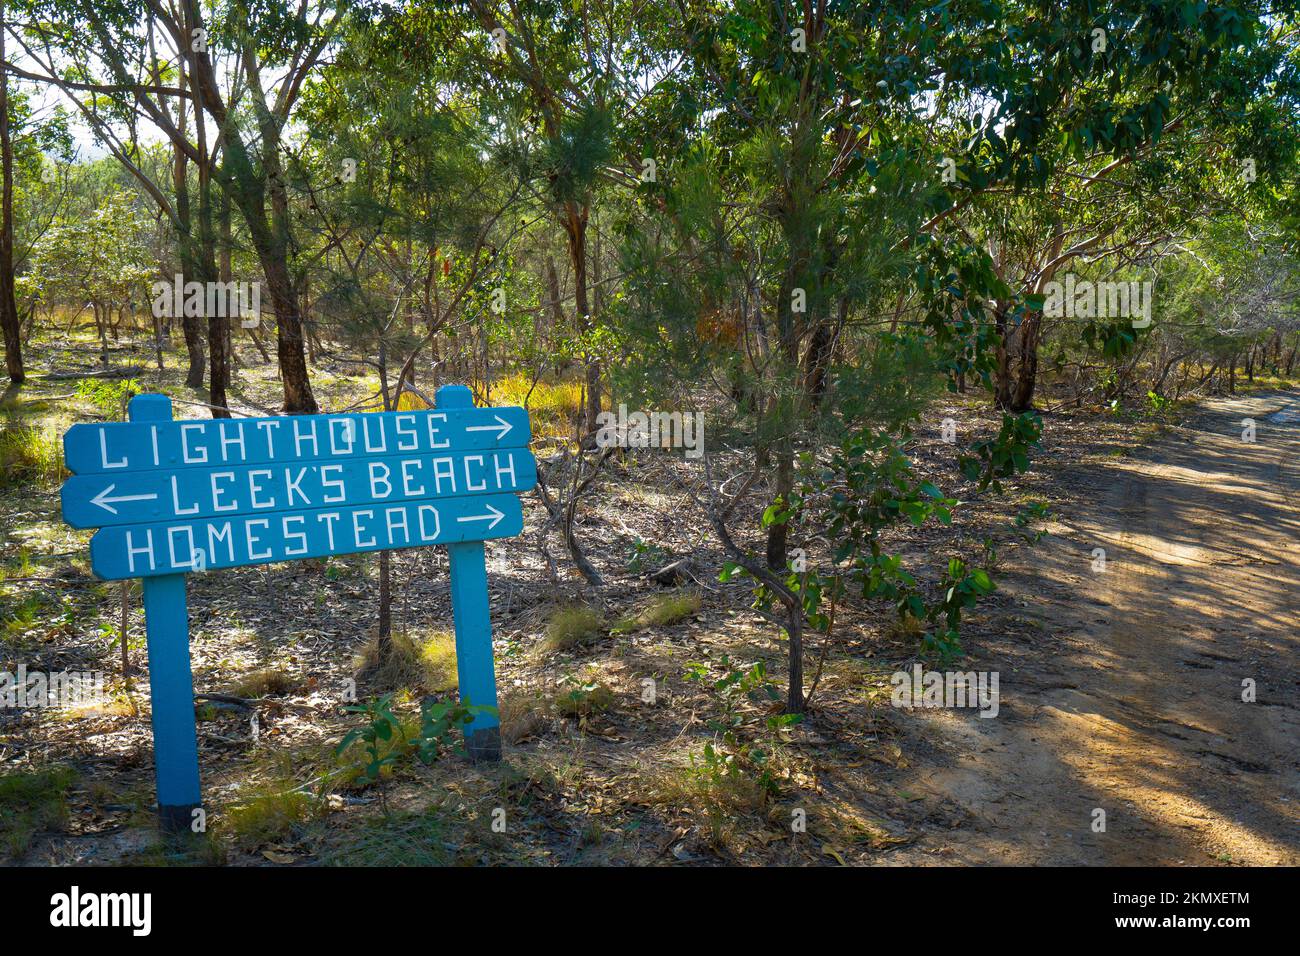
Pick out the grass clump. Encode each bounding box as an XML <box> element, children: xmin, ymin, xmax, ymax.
<box><xmin>499</xmin><ymin>692</ymin><xmax>550</xmax><ymax>743</ymax></box>
<box><xmin>355</xmin><ymin>631</ymin><xmax>427</xmax><ymax>692</ymax></box>
<box><xmin>418</xmin><ymin>630</ymin><xmax>458</xmax><ymax>691</ymax></box>
<box><xmin>355</xmin><ymin>630</ymin><xmax>459</xmax><ymax>692</ymax></box>
<box><xmin>491</xmin><ymin>372</ymin><xmax>584</xmax><ymax>440</ymax></box>
<box><xmin>227</xmin><ymin>668</ymin><xmax>298</xmax><ymax>699</ymax></box>
<box><xmin>224</xmin><ymin>785</ymin><xmax>320</xmax><ymax>849</ymax></box>
<box><xmin>0</xmin><ymin>765</ymin><xmax>76</xmax><ymax>861</ymax></box>
<box><xmin>539</xmin><ymin>605</ymin><xmax>605</xmax><ymax>653</ymax></box>
<box><xmin>612</xmin><ymin>590</ymin><xmax>702</xmax><ymax>635</ymax></box>
<box><xmin>0</xmin><ymin>425</ymin><xmax>64</xmax><ymax>487</ymax></box>
<box><xmin>318</xmin><ymin>807</ymin><xmax>451</xmax><ymax>866</ymax></box>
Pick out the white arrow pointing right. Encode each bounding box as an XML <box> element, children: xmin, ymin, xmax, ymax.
<box><xmin>457</xmin><ymin>503</ymin><xmax>505</xmax><ymax>530</ymax></box>
<box><xmin>464</xmin><ymin>414</ymin><xmax>512</xmax><ymax>442</ymax></box>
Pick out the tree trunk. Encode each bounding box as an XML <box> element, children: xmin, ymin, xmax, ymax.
<box><xmin>1009</xmin><ymin>312</ymin><xmax>1042</xmax><ymax>411</ymax></box>
<box><xmin>800</xmin><ymin>303</ymin><xmax>837</xmax><ymax>408</ymax></box>
<box><xmin>561</xmin><ymin>203</ymin><xmax>600</xmax><ymax>431</ymax></box>
<box><xmin>0</xmin><ymin>7</ymin><xmax>24</xmax><ymax>385</ymax></box>
<box><xmin>785</xmin><ymin>607</ymin><xmax>804</xmax><ymax>715</ymax></box>
<box><xmin>993</xmin><ymin>305</ymin><xmax>1014</xmax><ymax>409</ymax></box>
<box><xmin>263</xmin><ymin>256</ymin><xmax>316</xmax><ymax>412</ymax></box>
<box><xmin>222</xmin><ymin>135</ymin><xmax>317</xmax><ymax>413</ymax></box>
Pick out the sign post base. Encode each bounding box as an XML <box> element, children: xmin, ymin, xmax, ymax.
<box><xmin>157</xmin><ymin>802</ymin><xmax>202</xmax><ymax>834</ymax></box>
<box><xmin>464</xmin><ymin>726</ymin><xmax>502</xmax><ymax>763</ymax></box>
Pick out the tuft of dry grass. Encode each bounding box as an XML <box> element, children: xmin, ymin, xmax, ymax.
<box><xmin>538</xmin><ymin>605</ymin><xmax>605</xmax><ymax>653</ymax></box>
<box><xmin>354</xmin><ymin>631</ymin><xmax>428</xmax><ymax>692</ymax></box>
<box><xmin>223</xmin><ymin>784</ymin><xmax>320</xmax><ymax>850</ymax></box>
<box><xmin>612</xmin><ymin>590</ymin><xmax>702</xmax><ymax>635</ymax></box>
<box><xmin>417</xmin><ymin>630</ymin><xmax>458</xmax><ymax>692</ymax></box>
<box><xmin>883</xmin><ymin>614</ymin><xmax>925</xmax><ymax>644</ymax></box>
<box><xmin>227</xmin><ymin>668</ymin><xmax>298</xmax><ymax>699</ymax></box>
<box><xmin>354</xmin><ymin>629</ymin><xmax>460</xmax><ymax>693</ymax></box>
<box><xmin>499</xmin><ymin>691</ymin><xmax>551</xmax><ymax>743</ymax></box>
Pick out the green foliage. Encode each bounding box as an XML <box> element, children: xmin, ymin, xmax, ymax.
<box><xmin>683</xmin><ymin>656</ymin><xmax>799</xmax><ymax>800</ymax></box>
<box><xmin>74</xmin><ymin>379</ymin><xmax>142</xmax><ymax>420</ymax></box>
<box><xmin>336</xmin><ymin>694</ymin><xmax>406</xmax><ymax>783</ymax></box>
<box><xmin>958</xmin><ymin>412</ymin><xmax>1044</xmax><ymax>493</ymax></box>
<box><xmin>335</xmin><ymin>693</ymin><xmax>491</xmax><ymax>785</ymax></box>
<box><xmin>624</xmin><ymin>537</ymin><xmax>670</xmax><ymax>575</ymax></box>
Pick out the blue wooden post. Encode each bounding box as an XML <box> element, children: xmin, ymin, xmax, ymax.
<box><xmin>438</xmin><ymin>384</ymin><xmax>502</xmax><ymax>761</ymax></box>
<box><xmin>129</xmin><ymin>394</ymin><xmax>202</xmax><ymax>829</ymax></box>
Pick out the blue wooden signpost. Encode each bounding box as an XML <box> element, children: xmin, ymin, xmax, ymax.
<box><xmin>60</xmin><ymin>384</ymin><xmax>534</xmax><ymax>828</ymax></box>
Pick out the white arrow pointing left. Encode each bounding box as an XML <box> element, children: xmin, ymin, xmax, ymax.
<box><xmin>464</xmin><ymin>414</ymin><xmax>513</xmax><ymax>442</ymax></box>
<box><xmin>91</xmin><ymin>484</ymin><xmax>159</xmax><ymax>515</ymax></box>
<box><xmin>457</xmin><ymin>503</ymin><xmax>505</xmax><ymax>530</ymax></box>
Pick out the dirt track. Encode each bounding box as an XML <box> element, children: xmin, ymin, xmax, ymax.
<box><xmin>889</xmin><ymin>390</ymin><xmax>1299</xmax><ymax>865</ymax></box>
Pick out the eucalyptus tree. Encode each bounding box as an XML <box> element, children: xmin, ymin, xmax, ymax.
<box><xmin>9</xmin><ymin>0</ymin><xmax>343</xmax><ymax>413</ymax></box>
<box><xmin>0</xmin><ymin>45</ymin><xmax>72</xmax><ymax>381</ymax></box>
<box><xmin>615</xmin><ymin>0</ymin><xmax>1300</xmax><ymax>711</ymax></box>
<box><xmin>934</xmin><ymin>2</ymin><xmax>1300</xmax><ymax>411</ymax></box>
<box><xmin>402</xmin><ymin>0</ymin><xmax>683</xmax><ymax>431</ymax></box>
<box><xmin>290</xmin><ymin>8</ymin><xmax>535</xmax><ymax>659</ymax></box>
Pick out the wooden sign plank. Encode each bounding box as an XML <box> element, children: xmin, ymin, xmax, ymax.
<box><xmin>61</xmin><ymin>447</ymin><xmax>536</xmax><ymax>528</ymax></box>
<box><xmin>63</xmin><ymin>405</ymin><xmax>531</xmax><ymax>475</ymax></box>
<box><xmin>87</xmin><ymin>494</ymin><xmax>525</xmax><ymax>579</ymax></box>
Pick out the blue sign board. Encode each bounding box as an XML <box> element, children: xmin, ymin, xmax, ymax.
<box><xmin>60</xmin><ymin>385</ymin><xmax>535</xmax><ymax>828</ymax></box>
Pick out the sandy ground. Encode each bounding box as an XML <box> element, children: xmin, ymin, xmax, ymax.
<box><xmin>886</xmin><ymin>390</ymin><xmax>1299</xmax><ymax>865</ymax></box>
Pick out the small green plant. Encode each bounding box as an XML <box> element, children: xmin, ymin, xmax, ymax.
<box><xmin>336</xmin><ymin>694</ymin><xmax>405</xmax><ymax>783</ymax></box>
<box><xmin>553</xmin><ymin>674</ymin><xmax>615</xmax><ymax>718</ymax></box>
<box><xmin>625</xmin><ymin>537</ymin><xmax>669</xmax><ymax>574</ymax></box>
<box><xmin>1012</xmin><ymin>501</ymin><xmax>1051</xmax><ymax>545</ymax></box>
<box><xmin>920</xmin><ymin>558</ymin><xmax>996</xmax><ymax>661</ymax></box>
<box><xmin>335</xmin><ymin>693</ymin><xmax>493</xmax><ymax>787</ymax></box>
<box><xmin>683</xmin><ymin>657</ymin><xmax>799</xmax><ymax>800</ymax></box>
<box><xmin>982</xmin><ymin>500</ymin><xmax>1051</xmax><ymax>570</ymax></box>
<box><xmin>1145</xmin><ymin>389</ymin><xmax>1174</xmax><ymax>419</ymax></box>
<box><xmin>409</xmin><ymin>698</ymin><xmax>483</xmax><ymax>765</ymax></box>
